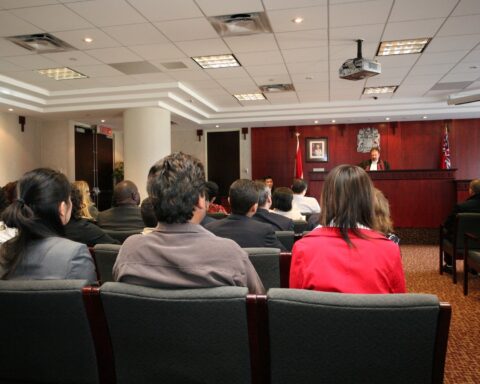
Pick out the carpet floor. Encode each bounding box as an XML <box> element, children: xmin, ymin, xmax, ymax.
<box><xmin>401</xmin><ymin>245</ymin><xmax>480</xmax><ymax>384</ymax></box>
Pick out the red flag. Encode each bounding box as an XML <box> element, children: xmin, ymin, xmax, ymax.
<box><xmin>440</xmin><ymin>126</ymin><xmax>451</xmax><ymax>169</ymax></box>
<box><xmin>295</xmin><ymin>132</ymin><xmax>303</xmax><ymax>178</ymax></box>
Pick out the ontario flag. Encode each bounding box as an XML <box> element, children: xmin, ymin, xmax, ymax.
<box><xmin>295</xmin><ymin>132</ymin><xmax>304</xmax><ymax>178</ymax></box>
<box><xmin>440</xmin><ymin>126</ymin><xmax>451</xmax><ymax>169</ymax></box>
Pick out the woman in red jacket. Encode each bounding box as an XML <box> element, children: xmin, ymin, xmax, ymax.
<box><xmin>290</xmin><ymin>164</ymin><xmax>406</xmax><ymax>293</ymax></box>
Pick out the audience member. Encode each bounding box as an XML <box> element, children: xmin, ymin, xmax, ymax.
<box><xmin>2</xmin><ymin>181</ymin><xmax>17</xmax><ymax>204</ymax></box>
<box><xmin>0</xmin><ymin>168</ymin><xmax>96</xmax><ymax>282</ymax></box>
<box><xmin>442</xmin><ymin>178</ymin><xmax>480</xmax><ymax>271</ymax></box>
<box><xmin>0</xmin><ymin>188</ymin><xmax>16</xmax><ymax>244</ymax></box>
<box><xmin>97</xmin><ymin>180</ymin><xmax>144</xmax><ymax>230</ymax></box>
<box><xmin>263</xmin><ymin>176</ymin><xmax>274</xmax><ymax>191</ymax></box>
<box><xmin>291</xmin><ymin>178</ymin><xmax>320</xmax><ymax>214</ymax></box>
<box><xmin>140</xmin><ymin>197</ymin><xmax>158</xmax><ymax>234</ymax></box>
<box><xmin>113</xmin><ymin>152</ymin><xmax>264</xmax><ymax>293</ymax></box>
<box><xmin>205</xmin><ymin>181</ymin><xmax>227</xmax><ymax>214</ymax></box>
<box><xmin>72</xmin><ymin>180</ymin><xmax>98</xmax><ymax>220</ymax></box>
<box><xmin>373</xmin><ymin>188</ymin><xmax>400</xmax><ymax>244</ymax></box>
<box><xmin>64</xmin><ymin>184</ymin><xmax>119</xmax><ymax>246</ymax></box>
<box><xmin>252</xmin><ymin>181</ymin><xmax>294</xmax><ymax>231</ymax></box>
<box><xmin>271</xmin><ymin>187</ymin><xmax>305</xmax><ymax>220</ymax></box>
<box><xmin>359</xmin><ymin>147</ymin><xmax>390</xmax><ymax>171</ymax></box>
<box><xmin>205</xmin><ymin>179</ymin><xmax>286</xmax><ymax>250</ymax></box>
<box><xmin>290</xmin><ymin>164</ymin><xmax>405</xmax><ymax>293</ymax></box>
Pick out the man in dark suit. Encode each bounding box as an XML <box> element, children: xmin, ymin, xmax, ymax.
<box><xmin>252</xmin><ymin>181</ymin><xmax>294</xmax><ymax>231</ymax></box>
<box><xmin>97</xmin><ymin>180</ymin><xmax>144</xmax><ymax>230</ymax></box>
<box><xmin>359</xmin><ymin>147</ymin><xmax>390</xmax><ymax>171</ymax></box>
<box><xmin>205</xmin><ymin>179</ymin><xmax>286</xmax><ymax>251</ymax></box>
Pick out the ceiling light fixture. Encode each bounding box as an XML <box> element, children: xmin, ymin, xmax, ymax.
<box><xmin>8</xmin><ymin>108</ymin><xmax>14</xmax><ymax>111</ymax></box>
<box><xmin>314</xmin><ymin>120</ymin><xmax>319</xmax><ymax>124</ymax></box>
<box><xmin>385</xmin><ymin>117</ymin><xmax>390</xmax><ymax>121</ymax></box>
<box><xmin>377</xmin><ymin>38</ymin><xmax>431</xmax><ymax>56</ymax></box>
<box><xmin>83</xmin><ymin>37</ymin><xmax>93</xmax><ymax>43</ymax></box>
<box><xmin>38</xmin><ymin>67</ymin><xmax>87</xmax><ymax>80</ymax></box>
<box><xmin>234</xmin><ymin>93</ymin><xmax>265</xmax><ymax>101</ymax></box>
<box><xmin>101</xmin><ymin>119</ymin><xmax>106</xmax><ymax>123</ymax></box>
<box><xmin>331</xmin><ymin>119</ymin><xmax>336</xmax><ymax>123</ymax></box>
<box><xmin>215</xmin><ymin>124</ymin><xmax>220</xmax><ymax>128</ymax></box>
<box><xmin>292</xmin><ymin>17</ymin><xmax>304</xmax><ymax>24</ymax></box>
<box><xmin>192</xmin><ymin>54</ymin><xmax>240</xmax><ymax>69</ymax></box>
<box><xmin>423</xmin><ymin>116</ymin><xmax>428</xmax><ymax>119</ymax></box>
<box><xmin>363</xmin><ymin>86</ymin><xmax>397</xmax><ymax>94</ymax></box>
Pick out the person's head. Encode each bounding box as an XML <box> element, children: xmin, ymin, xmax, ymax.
<box><xmin>373</xmin><ymin>188</ymin><xmax>394</xmax><ymax>235</ymax></box>
<box><xmin>263</xmin><ymin>176</ymin><xmax>274</xmax><ymax>190</ymax></box>
<box><xmin>1</xmin><ymin>168</ymin><xmax>72</xmax><ymax>277</ymax></box>
<box><xmin>272</xmin><ymin>187</ymin><xmax>294</xmax><ymax>212</ymax></box>
<box><xmin>70</xmin><ymin>183</ymin><xmax>84</xmax><ymax>220</ymax></box>
<box><xmin>72</xmin><ymin>180</ymin><xmax>93</xmax><ymax>220</ymax></box>
<box><xmin>469</xmin><ymin>179</ymin><xmax>480</xmax><ymax>196</ymax></box>
<box><xmin>2</xmin><ymin>181</ymin><xmax>17</xmax><ymax>204</ymax></box>
<box><xmin>113</xmin><ymin>180</ymin><xmax>140</xmax><ymax>207</ymax></box>
<box><xmin>229</xmin><ymin>179</ymin><xmax>259</xmax><ymax>216</ymax></box>
<box><xmin>147</xmin><ymin>152</ymin><xmax>206</xmax><ymax>224</ymax></box>
<box><xmin>370</xmin><ymin>147</ymin><xmax>380</xmax><ymax>162</ymax></box>
<box><xmin>320</xmin><ymin>164</ymin><xmax>375</xmax><ymax>246</ymax></box>
<box><xmin>205</xmin><ymin>181</ymin><xmax>220</xmax><ymax>203</ymax></box>
<box><xmin>292</xmin><ymin>178</ymin><xmax>308</xmax><ymax>195</ymax></box>
<box><xmin>254</xmin><ymin>180</ymin><xmax>271</xmax><ymax>209</ymax></box>
<box><xmin>140</xmin><ymin>197</ymin><xmax>158</xmax><ymax>228</ymax></box>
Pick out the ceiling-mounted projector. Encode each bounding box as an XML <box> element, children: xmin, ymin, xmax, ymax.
<box><xmin>339</xmin><ymin>39</ymin><xmax>381</xmax><ymax>80</ymax></box>
<box><xmin>447</xmin><ymin>90</ymin><xmax>480</xmax><ymax>105</ymax></box>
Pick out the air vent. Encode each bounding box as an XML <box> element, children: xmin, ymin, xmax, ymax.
<box><xmin>6</xmin><ymin>33</ymin><xmax>75</xmax><ymax>53</ymax></box>
<box><xmin>209</xmin><ymin>12</ymin><xmax>272</xmax><ymax>37</ymax></box>
<box><xmin>109</xmin><ymin>61</ymin><xmax>161</xmax><ymax>75</ymax></box>
<box><xmin>259</xmin><ymin>83</ymin><xmax>295</xmax><ymax>93</ymax></box>
<box><xmin>161</xmin><ymin>61</ymin><xmax>188</xmax><ymax>70</ymax></box>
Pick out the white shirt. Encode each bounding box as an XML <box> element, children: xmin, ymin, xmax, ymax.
<box><xmin>292</xmin><ymin>194</ymin><xmax>321</xmax><ymax>214</ymax></box>
<box><xmin>0</xmin><ymin>221</ymin><xmax>16</xmax><ymax>244</ymax></box>
<box><xmin>271</xmin><ymin>208</ymin><xmax>305</xmax><ymax>221</ymax></box>
<box><xmin>370</xmin><ymin>160</ymin><xmax>378</xmax><ymax>171</ymax></box>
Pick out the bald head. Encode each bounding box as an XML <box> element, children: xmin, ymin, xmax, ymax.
<box><xmin>113</xmin><ymin>180</ymin><xmax>140</xmax><ymax>206</ymax></box>
<box><xmin>470</xmin><ymin>179</ymin><xmax>480</xmax><ymax>195</ymax></box>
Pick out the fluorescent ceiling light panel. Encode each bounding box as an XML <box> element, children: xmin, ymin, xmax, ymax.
<box><xmin>363</xmin><ymin>86</ymin><xmax>398</xmax><ymax>94</ymax></box>
<box><xmin>234</xmin><ymin>93</ymin><xmax>265</xmax><ymax>101</ymax></box>
<box><xmin>192</xmin><ymin>54</ymin><xmax>240</xmax><ymax>69</ymax></box>
<box><xmin>38</xmin><ymin>67</ymin><xmax>87</xmax><ymax>80</ymax></box>
<box><xmin>377</xmin><ymin>38</ymin><xmax>431</xmax><ymax>56</ymax></box>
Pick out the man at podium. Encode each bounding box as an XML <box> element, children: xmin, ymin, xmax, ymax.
<box><xmin>360</xmin><ymin>147</ymin><xmax>390</xmax><ymax>171</ymax></box>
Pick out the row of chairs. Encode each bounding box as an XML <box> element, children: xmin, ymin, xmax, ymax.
<box><xmin>0</xmin><ymin>279</ymin><xmax>451</xmax><ymax>384</ymax></box>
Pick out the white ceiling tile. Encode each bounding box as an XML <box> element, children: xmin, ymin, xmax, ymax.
<box><xmin>131</xmin><ymin>72</ymin><xmax>175</xmax><ymax>83</ymax></box>
<box><xmin>389</xmin><ymin>0</ymin><xmax>457</xmax><ymax>22</ymax></box>
<box><xmin>0</xmin><ymin>0</ymin><xmax>58</xmax><ymax>8</ymax></box>
<box><xmin>330</xmin><ymin>0</ymin><xmax>393</xmax><ymax>28</ymax></box>
<box><xmin>382</xmin><ymin>19</ymin><xmax>445</xmax><ymax>41</ymax></box>
<box><xmin>263</xmin><ymin>0</ymin><xmax>327</xmax><ymax>11</ymax></box>
<box><xmin>71</xmin><ymin>64</ymin><xmax>123</xmax><ymax>77</ymax></box>
<box><xmin>235</xmin><ymin>50</ymin><xmax>284</xmax><ymax>66</ymax></box>
<box><xmin>0</xmin><ymin>10</ymin><xmax>42</xmax><ymax>36</ymax></box>
<box><xmin>402</xmin><ymin>73</ymin><xmax>443</xmax><ymax>87</ymax></box>
<box><xmin>150</xmin><ymin>58</ymin><xmax>199</xmax><ymax>71</ymax></box>
<box><xmin>205</xmin><ymin>67</ymin><xmax>250</xmax><ymax>80</ymax></box>
<box><xmin>219</xmin><ymin>78</ymin><xmax>258</xmax><ymax>93</ymax></box>
<box><xmin>297</xmin><ymin>91</ymin><xmax>329</xmax><ymax>102</ymax></box>
<box><xmin>127</xmin><ymin>0</ymin><xmax>203</xmax><ymax>21</ymax></box>
<box><xmin>330</xmin><ymin>24</ymin><xmax>384</xmax><ymax>42</ymax></box>
<box><xmin>286</xmin><ymin>61</ymin><xmax>328</xmax><ymax>74</ymax></box>
<box><xmin>0</xmin><ymin>39</ymin><xmax>35</xmax><ymax>57</ymax></box>
<box><xmin>96</xmin><ymin>75</ymin><xmax>139</xmax><ymax>86</ymax></box>
<box><xmin>294</xmin><ymin>80</ymin><xmax>329</xmax><ymax>91</ymax></box>
<box><xmin>183</xmin><ymin>79</ymin><xmax>223</xmax><ymax>89</ymax></box>
<box><xmin>86</xmin><ymin>47</ymin><xmax>142</xmax><ymax>64</ymax></box>
<box><xmin>154</xmin><ymin>18</ymin><xmax>218</xmax><ymax>42</ymax></box>
<box><xmin>276</xmin><ymin>30</ymin><xmax>327</xmax><ymax>50</ymax></box>
<box><xmin>464</xmin><ymin>80</ymin><xmax>480</xmax><ymax>89</ymax></box>
<box><xmin>268</xmin><ymin>6</ymin><xmax>327</xmax><ymax>33</ymax></box>
<box><xmin>245</xmin><ymin>63</ymin><xmax>288</xmax><ymax>76</ymax></box>
<box><xmin>282</xmin><ymin>47</ymin><xmax>326</xmax><ymax>63</ymax></box>
<box><xmin>168</xmin><ymin>70</ymin><xmax>211</xmax><ymax>81</ymax></box>
<box><xmin>460</xmin><ymin>49</ymin><xmax>480</xmax><ymax>63</ymax></box>
<box><xmin>175</xmin><ymin>38</ymin><xmax>231</xmax><ymax>56</ymax></box>
<box><xmin>102</xmin><ymin>23</ymin><xmax>168</xmax><ymax>46</ymax></box>
<box><xmin>61</xmin><ymin>77</ymin><xmax>108</xmax><ymax>89</ymax></box>
<box><xmin>4</xmin><ymin>54</ymin><xmax>58</xmax><ymax>69</ymax></box>
<box><xmin>291</xmin><ymin>72</ymin><xmax>328</xmax><ymax>83</ymax></box>
<box><xmin>53</xmin><ymin>28</ymin><xmax>122</xmax><ymax>50</ymax></box>
<box><xmin>330</xmin><ymin>42</ymin><xmax>377</xmax><ymax>60</ymax></box>
<box><xmin>42</xmin><ymin>51</ymin><xmax>102</xmax><ymax>66</ymax></box>
<box><xmin>0</xmin><ymin>58</ymin><xmax>23</xmax><ymax>71</ymax></box>
<box><xmin>224</xmin><ymin>34</ymin><xmax>278</xmax><ymax>53</ymax></box>
<box><xmin>5</xmin><ymin>69</ymin><xmax>53</xmax><ymax>83</ymax></box>
<box><xmin>416</xmin><ymin>50</ymin><xmax>470</xmax><ymax>65</ymax></box>
<box><xmin>364</xmin><ymin>76</ymin><xmax>403</xmax><ymax>87</ymax></box>
<box><xmin>239</xmin><ymin>99</ymin><xmax>271</xmax><ymax>106</ymax></box>
<box><xmin>426</xmin><ymin>35</ymin><xmax>480</xmax><ymax>53</ymax></box>
<box><xmin>194</xmin><ymin>0</ymin><xmax>263</xmax><ymax>16</ymax></box>
<box><xmin>252</xmin><ymin>74</ymin><xmax>292</xmax><ymax>85</ymax></box>
<box><xmin>452</xmin><ymin>0</ymin><xmax>480</xmax><ymax>16</ymax></box>
<box><xmin>66</xmin><ymin>0</ymin><xmax>146</xmax><ymax>27</ymax></box>
<box><xmin>10</xmin><ymin>4</ymin><xmax>92</xmax><ymax>32</ymax></box>
<box><xmin>437</xmin><ymin>14</ymin><xmax>480</xmax><ymax>36</ymax></box>
<box><xmin>265</xmin><ymin>92</ymin><xmax>298</xmax><ymax>103</ymax></box>
<box><xmin>407</xmin><ymin>63</ymin><xmax>454</xmax><ymax>76</ymax></box>
<box><xmin>441</xmin><ymin>72</ymin><xmax>480</xmax><ymax>82</ymax></box>
<box><xmin>394</xmin><ymin>84</ymin><xmax>435</xmax><ymax>97</ymax></box>
<box><xmin>377</xmin><ymin>54</ymin><xmax>420</xmax><ymax>68</ymax></box>
<box><xmin>129</xmin><ymin>43</ymin><xmax>187</xmax><ymax>61</ymax></box>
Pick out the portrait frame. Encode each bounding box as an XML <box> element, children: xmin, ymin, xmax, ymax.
<box><xmin>306</xmin><ymin>137</ymin><xmax>328</xmax><ymax>162</ymax></box>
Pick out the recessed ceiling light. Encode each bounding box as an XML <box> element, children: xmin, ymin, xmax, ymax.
<box><xmin>292</xmin><ymin>17</ymin><xmax>304</xmax><ymax>24</ymax></box>
<box><xmin>234</xmin><ymin>93</ymin><xmax>265</xmax><ymax>101</ymax></box>
<box><xmin>8</xmin><ymin>108</ymin><xmax>13</xmax><ymax>111</ymax></box>
<box><xmin>423</xmin><ymin>116</ymin><xmax>428</xmax><ymax>119</ymax></box>
<box><xmin>331</xmin><ymin>119</ymin><xmax>336</xmax><ymax>123</ymax></box>
<box><xmin>83</xmin><ymin>37</ymin><xmax>93</xmax><ymax>43</ymax></box>
<box><xmin>38</xmin><ymin>67</ymin><xmax>87</xmax><ymax>80</ymax></box>
<box><xmin>101</xmin><ymin>119</ymin><xmax>106</xmax><ymax>123</ymax></box>
<box><xmin>363</xmin><ymin>86</ymin><xmax>398</xmax><ymax>94</ymax></box>
<box><xmin>385</xmin><ymin>117</ymin><xmax>390</xmax><ymax>121</ymax></box>
<box><xmin>377</xmin><ymin>38</ymin><xmax>431</xmax><ymax>56</ymax></box>
<box><xmin>314</xmin><ymin>120</ymin><xmax>319</xmax><ymax>124</ymax></box>
<box><xmin>215</xmin><ymin>124</ymin><xmax>220</xmax><ymax>128</ymax></box>
<box><xmin>191</xmin><ymin>54</ymin><xmax>240</xmax><ymax>69</ymax></box>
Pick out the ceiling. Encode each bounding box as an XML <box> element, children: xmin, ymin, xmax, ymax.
<box><xmin>1</xmin><ymin>0</ymin><xmax>480</xmax><ymax>130</ymax></box>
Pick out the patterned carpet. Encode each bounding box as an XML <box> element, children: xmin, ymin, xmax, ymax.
<box><xmin>402</xmin><ymin>245</ymin><xmax>480</xmax><ymax>384</ymax></box>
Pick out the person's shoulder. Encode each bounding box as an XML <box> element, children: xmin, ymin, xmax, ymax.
<box><xmin>43</xmin><ymin>236</ymin><xmax>89</xmax><ymax>255</ymax></box>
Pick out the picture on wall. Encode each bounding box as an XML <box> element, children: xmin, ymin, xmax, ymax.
<box><xmin>306</xmin><ymin>137</ymin><xmax>328</xmax><ymax>162</ymax></box>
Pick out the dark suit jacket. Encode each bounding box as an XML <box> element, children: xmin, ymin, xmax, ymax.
<box><xmin>359</xmin><ymin>159</ymin><xmax>390</xmax><ymax>170</ymax></box>
<box><xmin>205</xmin><ymin>214</ymin><xmax>286</xmax><ymax>251</ymax></box>
<box><xmin>64</xmin><ymin>217</ymin><xmax>119</xmax><ymax>246</ymax></box>
<box><xmin>443</xmin><ymin>193</ymin><xmax>480</xmax><ymax>238</ymax></box>
<box><xmin>97</xmin><ymin>205</ymin><xmax>144</xmax><ymax>231</ymax></box>
<box><xmin>253</xmin><ymin>208</ymin><xmax>294</xmax><ymax>231</ymax></box>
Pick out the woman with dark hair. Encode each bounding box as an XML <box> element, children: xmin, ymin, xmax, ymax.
<box><xmin>0</xmin><ymin>187</ymin><xmax>16</xmax><ymax>244</ymax></box>
<box><xmin>290</xmin><ymin>164</ymin><xmax>405</xmax><ymax>293</ymax></box>
<box><xmin>0</xmin><ymin>168</ymin><xmax>96</xmax><ymax>282</ymax></box>
<box><xmin>271</xmin><ymin>187</ymin><xmax>305</xmax><ymax>220</ymax></box>
<box><xmin>64</xmin><ymin>183</ymin><xmax>119</xmax><ymax>246</ymax></box>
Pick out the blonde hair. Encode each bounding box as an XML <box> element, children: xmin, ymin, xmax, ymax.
<box><xmin>72</xmin><ymin>180</ymin><xmax>94</xmax><ymax>220</ymax></box>
<box><xmin>373</xmin><ymin>188</ymin><xmax>394</xmax><ymax>235</ymax></box>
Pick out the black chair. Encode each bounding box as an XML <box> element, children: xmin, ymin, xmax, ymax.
<box><xmin>293</xmin><ymin>219</ymin><xmax>308</xmax><ymax>234</ymax></box>
<box><xmin>439</xmin><ymin>212</ymin><xmax>480</xmax><ymax>283</ymax></box>
<box><xmin>266</xmin><ymin>289</ymin><xmax>451</xmax><ymax>384</ymax></box>
<box><xmin>102</xmin><ymin>229</ymin><xmax>141</xmax><ymax>244</ymax></box>
<box><xmin>275</xmin><ymin>230</ymin><xmax>295</xmax><ymax>251</ymax></box>
<box><xmin>463</xmin><ymin>232</ymin><xmax>480</xmax><ymax>295</ymax></box>
<box><xmin>244</xmin><ymin>247</ymin><xmax>282</xmax><ymax>290</ymax></box>
<box><xmin>0</xmin><ymin>280</ymin><xmax>101</xmax><ymax>384</ymax></box>
<box><xmin>207</xmin><ymin>212</ymin><xmax>228</xmax><ymax>220</ymax></box>
<box><xmin>93</xmin><ymin>244</ymin><xmax>121</xmax><ymax>283</ymax></box>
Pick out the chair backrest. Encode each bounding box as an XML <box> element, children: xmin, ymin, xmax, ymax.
<box><xmin>244</xmin><ymin>247</ymin><xmax>281</xmax><ymax>289</ymax></box>
<box><xmin>293</xmin><ymin>220</ymin><xmax>308</xmax><ymax>234</ymax></box>
<box><xmin>266</xmin><ymin>288</ymin><xmax>451</xmax><ymax>384</ymax></box>
<box><xmin>454</xmin><ymin>213</ymin><xmax>480</xmax><ymax>248</ymax></box>
<box><xmin>0</xmin><ymin>280</ymin><xmax>100</xmax><ymax>384</ymax></box>
<box><xmin>102</xmin><ymin>229</ymin><xmax>141</xmax><ymax>244</ymax></box>
<box><xmin>100</xmin><ymin>283</ymin><xmax>252</xmax><ymax>384</ymax></box>
<box><xmin>274</xmin><ymin>230</ymin><xmax>295</xmax><ymax>251</ymax></box>
<box><xmin>207</xmin><ymin>212</ymin><xmax>228</xmax><ymax>220</ymax></box>
<box><xmin>93</xmin><ymin>244</ymin><xmax>121</xmax><ymax>283</ymax></box>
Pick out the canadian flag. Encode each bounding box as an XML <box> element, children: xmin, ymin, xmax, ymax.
<box><xmin>440</xmin><ymin>126</ymin><xmax>451</xmax><ymax>170</ymax></box>
<box><xmin>295</xmin><ymin>132</ymin><xmax>303</xmax><ymax>178</ymax></box>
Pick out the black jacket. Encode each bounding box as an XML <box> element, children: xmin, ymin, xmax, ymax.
<box><xmin>253</xmin><ymin>208</ymin><xmax>294</xmax><ymax>231</ymax></box>
<box><xmin>443</xmin><ymin>193</ymin><xmax>480</xmax><ymax>238</ymax></box>
<box><xmin>64</xmin><ymin>218</ymin><xmax>119</xmax><ymax>246</ymax></box>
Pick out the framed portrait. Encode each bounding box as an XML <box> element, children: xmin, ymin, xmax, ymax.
<box><xmin>306</xmin><ymin>137</ymin><xmax>328</xmax><ymax>162</ymax></box>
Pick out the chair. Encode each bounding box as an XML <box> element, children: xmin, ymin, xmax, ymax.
<box><xmin>99</xmin><ymin>283</ymin><xmax>253</xmax><ymax>384</ymax></box>
<box><xmin>265</xmin><ymin>289</ymin><xmax>451</xmax><ymax>384</ymax></box>
<box><xmin>102</xmin><ymin>229</ymin><xmax>141</xmax><ymax>244</ymax></box>
<box><xmin>244</xmin><ymin>247</ymin><xmax>281</xmax><ymax>290</ymax></box>
<box><xmin>207</xmin><ymin>212</ymin><xmax>228</xmax><ymax>220</ymax></box>
<box><xmin>439</xmin><ymin>212</ymin><xmax>480</xmax><ymax>283</ymax></box>
<box><xmin>275</xmin><ymin>230</ymin><xmax>294</xmax><ymax>251</ymax></box>
<box><xmin>463</xmin><ymin>232</ymin><xmax>480</xmax><ymax>295</ymax></box>
<box><xmin>93</xmin><ymin>244</ymin><xmax>121</xmax><ymax>283</ymax></box>
<box><xmin>293</xmin><ymin>219</ymin><xmax>308</xmax><ymax>234</ymax></box>
<box><xmin>0</xmin><ymin>280</ymin><xmax>101</xmax><ymax>384</ymax></box>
